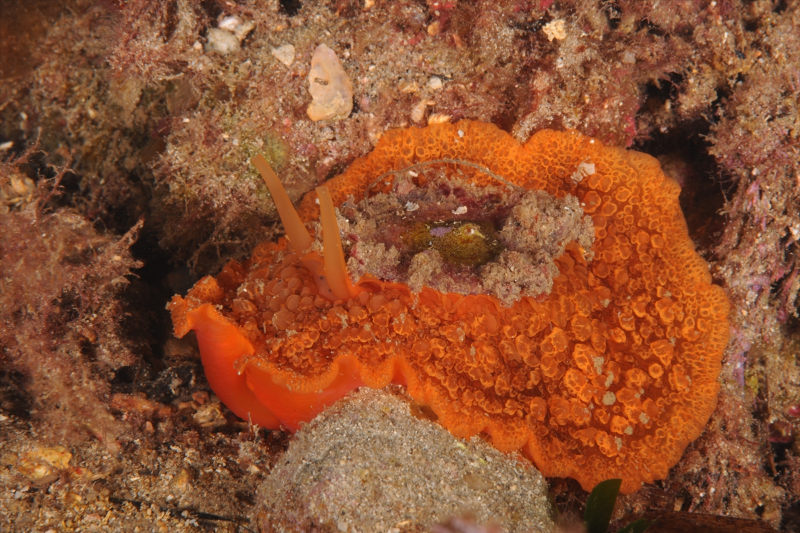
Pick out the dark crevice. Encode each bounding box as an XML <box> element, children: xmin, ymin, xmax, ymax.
<box><xmin>0</xmin><ymin>369</ymin><xmax>33</xmax><ymax>419</ymax></box>
<box><xmin>279</xmin><ymin>0</ymin><xmax>302</xmax><ymax>17</ymax></box>
<box><xmin>603</xmin><ymin>1</ymin><xmax>622</xmax><ymax>30</ymax></box>
<box><xmin>117</xmin><ymin>223</ymin><xmax>185</xmax><ymax>378</ymax></box>
<box><xmin>162</xmin><ymin>0</ymin><xmax>179</xmax><ymax>41</ymax></box>
<box><xmin>636</xmin><ymin>18</ymin><xmax>665</xmax><ymax>37</ymax></box>
<box><xmin>634</xmin><ymin>117</ymin><xmax>726</xmax><ymax>253</ymax></box>
<box><xmin>782</xmin><ymin>500</ymin><xmax>800</xmax><ymax>532</ymax></box>
<box><xmin>199</xmin><ymin>0</ymin><xmax>224</xmax><ymax>23</ymax></box>
<box><xmin>774</xmin><ymin>0</ymin><xmax>788</xmax><ymax>14</ymax></box>
<box><xmin>743</xmin><ymin>18</ymin><xmax>759</xmax><ymax>32</ymax></box>
<box><xmin>643</xmin><ymin>72</ymin><xmax>684</xmax><ymax>103</ymax></box>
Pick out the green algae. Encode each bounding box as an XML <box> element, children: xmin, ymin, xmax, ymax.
<box><xmin>402</xmin><ymin>219</ymin><xmax>503</xmax><ymax>267</ymax></box>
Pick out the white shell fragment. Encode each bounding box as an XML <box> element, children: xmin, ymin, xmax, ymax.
<box><xmin>205</xmin><ymin>28</ymin><xmax>240</xmax><ymax>55</ymax></box>
<box><xmin>427</xmin><ymin>76</ymin><xmax>443</xmax><ymax>90</ymax></box>
<box><xmin>205</xmin><ymin>17</ymin><xmax>255</xmax><ymax>55</ymax></box>
<box><xmin>543</xmin><ymin>19</ymin><xmax>567</xmax><ymax>41</ymax></box>
<box><xmin>233</xmin><ymin>21</ymin><xmax>255</xmax><ymax>41</ymax></box>
<box><xmin>410</xmin><ymin>99</ymin><xmax>434</xmax><ymax>123</ymax></box>
<box><xmin>272</xmin><ymin>44</ymin><xmax>296</xmax><ymax>67</ymax></box>
<box><xmin>622</xmin><ymin>50</ymin><xmax>636</xmax><ymax>64</ymax></box>
<box><xmin>218</xmin><ymin>16</ymin><xmax>242</xmax><ymax>31</ymax></box>
<box><xmin>307</xmin><ymin>44</ymin><xmax>354</xmax><ymax>121</ymax></box>
<box><xmin>571</xmin><ymin>160</ymin><xmax>596</xmax><ymax>182</ymax></box>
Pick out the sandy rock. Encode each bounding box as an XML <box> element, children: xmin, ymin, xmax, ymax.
<box><xmin>307</xmin><ymin>44</ymin><xmax>354</xmax><ymax>121</ymax></box>
<box><xmin>256</xmin><ymin>387</ymin><xmax>554</xmax><ymax>533</ymax></box>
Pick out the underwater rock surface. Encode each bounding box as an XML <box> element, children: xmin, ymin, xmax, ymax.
<box><xmin>256</xmin><ymin>387</ymin><xmax>554</xmax><ymax>533</ymax></box>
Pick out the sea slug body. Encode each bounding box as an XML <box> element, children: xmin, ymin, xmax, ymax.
<box><xmin>169</xmin><ymin>121</ymin><xmax>730</xmax><ymax>493</ymax></box>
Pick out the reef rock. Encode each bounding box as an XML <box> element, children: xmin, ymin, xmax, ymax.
<box><xmin>306</xmin><ymin>44</ymin><xmax>353</xmax><ymax>121</ymax></box>
<box><xmin>255</xmin><ymin>387</ymin><xmax>554</xmax><ymax>533</ymax></box>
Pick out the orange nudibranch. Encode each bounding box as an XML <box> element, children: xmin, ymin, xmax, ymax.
<box><xmin>169</xmin><ymin>121</ymin><xmax>730</xmax><ymax>493</ymax></box>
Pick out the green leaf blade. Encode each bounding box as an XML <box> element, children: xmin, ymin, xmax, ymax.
<box><xmin>584</xmin><ymin>478</ymin><xmax>622</xmax><ymax>533</ymax></box>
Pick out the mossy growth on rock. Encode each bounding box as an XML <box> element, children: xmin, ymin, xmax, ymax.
<box><xmin>333</xmin><ymin>166</ymin><xmax>594</xmax><ymax>307</ymax></box>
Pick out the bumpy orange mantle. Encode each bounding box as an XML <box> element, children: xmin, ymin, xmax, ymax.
<box><xmin>169</xmin><ymin>121</ymin><xmax>730</xmax><ymax>493</ymax></box>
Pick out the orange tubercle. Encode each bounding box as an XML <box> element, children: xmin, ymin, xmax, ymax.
<box><xmin>169</xmin><ymin>121</ymin><xmax>730</xmax><ymax>494</ymax></box>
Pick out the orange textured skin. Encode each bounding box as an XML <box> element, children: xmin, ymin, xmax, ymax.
<box><xmin>169</xmin><ymin>121</ymin><xmax>730</xmax><ymax>493</ymax></box>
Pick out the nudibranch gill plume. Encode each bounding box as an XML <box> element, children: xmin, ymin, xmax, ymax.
<box><xmin>168</xmin><ymin>121</ymin><xmax>730</xmax><ymax>493</ymax></box>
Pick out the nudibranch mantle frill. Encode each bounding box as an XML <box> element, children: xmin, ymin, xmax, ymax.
<box><xmin>169</xmin><ymin>121</ymin><xmax>730</xmax><ymax>494</ymax></box>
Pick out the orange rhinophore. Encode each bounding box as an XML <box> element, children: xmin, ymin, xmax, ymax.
<box><xmin>168</xmin><ymin>121</ymin><xmax>730</xmax><ymax>493</ymax></box>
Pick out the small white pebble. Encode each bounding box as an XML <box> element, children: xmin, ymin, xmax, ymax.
<box><xmin>622</xmin><ymin>50</ymin><xmax>636</xmax><ymax>64</ymax></box>
<box><xmin>410</xmin><ymin>99</ymin><xmax>433</xmax><ymax>123</ymax></box>
<box><xmin>427</xmin><ymin>113</ymin><xmax>451</xmax><ymax>125</ymax></box>
<box><xmin>233</xmin><ymin>21</ymin><xmax>255</xmax><ymax>41</ymax></box>
<box><xmin>457</xmin><ymin>130</ymin><xmax>464</xmax><ymax>138</ymax></box>
<box><xmin>570</xmin><ymin>161</ymin><xmax>595</xmax><ymax>182</ymax></box>
<box><xmin>192</xmin><ymin>41</ymin><xmax>202</xmax><ymax>50</ymax></box>
<box><xmin>218</xmin><ymin>16</ymin><xmax>242</xmax><ymax>31</ymax></box>
<box><xmin>205</xmin><ymin>28</ymin><xmax>240</xmax><ymax>55</ymax></box>
<box><xmin>182</xmin><ymin>118</ymin><xmax>190</xmax><ymax>123</ymax></box>
<box><xmin>0</xmin><ymin>141</ymin><xmax>13</xmax><ymax>151</ymax></box>
<box><xmin>405</xmin><ymin>201</ymin><xmax>419</xmax><ymax>212</ymax></box>
<box><xmin>452</xmin><ymin>206</ymin><xmax>467</xmax><ymax>215</ymax></box>
<box><xmin>427</xmin><ymin>76</ymin><xmax>443</xmax><ymax>90</ymax></box>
